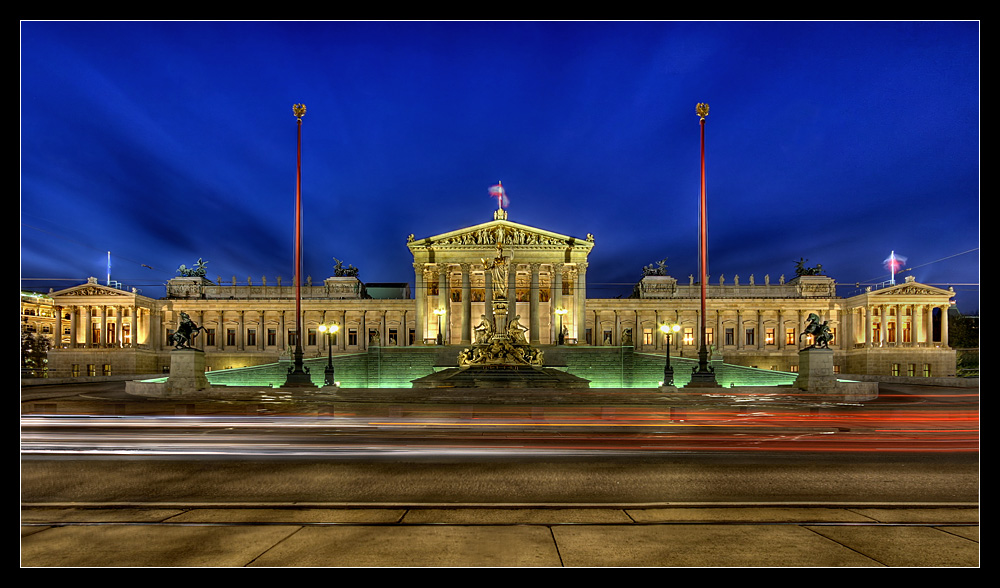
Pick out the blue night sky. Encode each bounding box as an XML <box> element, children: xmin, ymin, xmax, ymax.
<box><xmin>20</xmin><ymin>21</ymin><xmax>980</xmax><ymax>312</ymax></box>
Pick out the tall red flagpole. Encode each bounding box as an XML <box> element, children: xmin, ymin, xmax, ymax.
<box><xmin>285</xmin><ymin>103</ymin><xmax>313</xmax><ymax>387</ymax></box>
<box><xmin>690</xmin><ymin>102</ymin><xmax>719</xmax><ymax>387</ymax></box>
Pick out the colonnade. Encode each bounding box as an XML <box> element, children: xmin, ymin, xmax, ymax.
<box><xmin>162</xmin><ymin>307</ymin><xmax>413</xmax><ymax>353</ymax></box>
<box><xmin>588</xmin><ymin>306</ymin><xmax>840</xmax><ymax>352</ymax></box>
<box><xmin>413</xmin><ymin>261</ymin><xmax>587</xmax><ymax>345</ymax></box>
<box><xmin>56</xmin><ymin>304</ymin><xmax>151</xmax><ymax>348</ymax></box>
<box><xmin>849</xmin><ymin>302</ymin><xmax>949</xmax><ymax>348</ymax></box>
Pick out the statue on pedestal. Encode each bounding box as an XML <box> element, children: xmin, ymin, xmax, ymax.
<box><xmin>800</xmin><ymin>313</ymin><xmax>833</xmax><ymax>349</ymax></box>
<box><xmin>482</xmin><ymin>243</ymin><xmax>511</xmax><ymax>300</ymax></box>
<box><xmin>473</xmin><ymin>314</ymin><xmax>494</xmax><ymax>344</ymax></box>
<box><xmin>171</xmin><ymin>312</ymin><xmax>205</xmax><ymax>349</ymax></box>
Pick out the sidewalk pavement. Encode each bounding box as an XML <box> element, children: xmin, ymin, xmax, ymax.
<box><xmin>21</xmin><ymin>505</ymin><xmax>979</xmax><ymax>567</ymax></box>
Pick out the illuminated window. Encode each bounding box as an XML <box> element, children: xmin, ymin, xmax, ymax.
<box><xmin>891</xmin><ymin>363</ymin><xmax>900</xmax><ymax>376</ymax></box>
<box><xmin>907</xmin><ymin>364</ymin><xmax>916</xmax><ymax>377</ymax></box>
<box><xmin>785</xmin><ymin>328</ymin><xmax>795</xmax><ymax>345</ymax></box>
<box><xmin>923</xmin><ymin>364</ymin><xmax>931</xmax><ymax>377</ymax></box>
<box><xmin>103</xmin><ymin>364</ymin><xmax>112</xmax><ymax>376</ymax></box>
<box><xmin>765</xmin><ymin>328</ymin><xmax>775</xmax><ymax>345</ymax></box>
<box><xmin>643</xmin><ymin>328</ymin><xmax>653</xmax><ymax>345</ymax></box>
<box><xmin>683</xmin><ymin>328</ymin><xmax>694</xmax><ymax>345</ymax></box>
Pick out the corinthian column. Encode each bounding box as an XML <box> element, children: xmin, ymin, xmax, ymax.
<box><xmin>460</xmin><ymin>263</ymin><xmax>472</xmax><ymax>345</ymax></box>
<box><xmin>529</xmin><ymin>263</ymin><xmax>541</xmax><ymax>344</ymax></box>
<box><xmin>575</xmin><ymin>262</ymin><xmax>588</xmax><ymax>344</ymax></box>
<box><xmin>413</xmin><ymin>263</ymin><xmax>426</xmax><ymax>344</ymax></box>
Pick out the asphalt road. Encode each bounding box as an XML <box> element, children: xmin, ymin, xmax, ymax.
<box><xmin>21</xmin><ymin>380</ymin><xmax>979</xmax><ymax>567</ymax></box>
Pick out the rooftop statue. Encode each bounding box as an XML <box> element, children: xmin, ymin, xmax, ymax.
<box><xmin>794</xmin><ymin>257</ymin><xmax>825</xmax><ymax>276</ymax></box>
<box><xmin>333</xmin><ymin>258</ymin><xmax>359</xmax><ymax>277</ymax></box>
<box><xmin>176</xmin><ymin>258</ymin><xmax>208</xmax><ymax>277</ymax></box>
<box><xmin>642</xmin><ymin>259</ymin><xmax>669</xmax><ymax>277</ymax></box>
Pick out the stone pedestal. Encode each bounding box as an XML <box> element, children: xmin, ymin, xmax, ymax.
<box><xmin>794</xmin><ymin>347</ymin><xmax>878</xmax><ymax>400</ymax></box>
<box><xmin>166</xmin><ymin>348</ymin><xmax>210</xmax><ymax>396</ymax></box>
<box><xmin>794</xmin><ymin>347</ymin><xmax>836</xmax><ymax>391</ymax></box>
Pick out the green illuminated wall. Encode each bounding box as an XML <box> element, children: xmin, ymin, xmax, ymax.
<box><xmin>205</xmin><ymin>345</ymin><xmax>797</xmax><ymax>389</ymax></box>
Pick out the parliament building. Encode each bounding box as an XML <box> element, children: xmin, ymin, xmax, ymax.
<box><xmin>31</xmin><ymin>209</ymin><xmax>958</xmax><ymax>386</ymax></box>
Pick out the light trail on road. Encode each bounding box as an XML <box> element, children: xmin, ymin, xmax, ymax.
<box><xmin>21</xmin><ymin>398</ymin><xmax>979</xmax><ymax>457</ymax></box>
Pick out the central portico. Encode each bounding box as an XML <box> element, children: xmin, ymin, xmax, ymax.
<box><xmin>407</xmin><ymin>209</ymin><xmax>594</xmax><ymax>346</ymax></box>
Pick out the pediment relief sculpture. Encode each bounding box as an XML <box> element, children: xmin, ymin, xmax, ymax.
<box><xmin>55</xmin><ymin>278</ymin><xmax>131</xmax><ymax>297</ymax></box>
<box><xmin>875</xmin><ymin>285</ymin><xmax>944</xmax><ymax>297</ymax></box>
<box><xmin>423</xmin><ymin>223</ymin><xmax>578</xmax><ymax>248</ymax></box>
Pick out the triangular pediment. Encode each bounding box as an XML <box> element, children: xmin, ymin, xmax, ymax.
<box><xmin>50</xmin><ymin>278</ymin><xmax>134</xmax><ymax>298</ymax></box>
<box><xmin>870</xmin><ymin>281</ymin><xmax>954</xmax><ymax>298</ymax></box>
<box><xmin>846</xmin><ymin>278</ymin><xmax>956</xmax><ymax>307</ymax></box>
<box><xmin>408</xmin><ymin>218</ymin><xmax>593</xmax><ymax>249</ymax></box>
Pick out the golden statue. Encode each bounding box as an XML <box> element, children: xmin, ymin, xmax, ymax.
<box><xmin>482</xmin><ymin>243</ymin><xmax>511</xmax><ymax>300</ymax></box>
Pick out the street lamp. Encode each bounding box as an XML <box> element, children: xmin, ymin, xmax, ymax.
<box><xmin>660</xmin><ymin>323</ymin><xmax>681</xmax><ymax>386</ymax></box>
<box><xmin>318</xmin><ymin>323</ymin><xmax>339</xmax><ymax>386</ymax></box>
<box><xmin>434</xmin><ymin>308</ymin><xmax>446</xmax><ymax>345</ymax></box>
<box><xmin>555</xmin><ymin>308</ymin><xmax>568</xmax><ymax>345</ymax></box>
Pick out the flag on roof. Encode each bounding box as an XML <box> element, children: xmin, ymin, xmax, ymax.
<box><xmin>488</xmin><ymin>182</ymin><xmax>509</xmax><ymax>209</ymax></box>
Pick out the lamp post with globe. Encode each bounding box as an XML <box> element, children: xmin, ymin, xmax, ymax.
<box><xmin>318</xmin><ymin>323</ymin><xmax>339</xmax><ymax>386</ymax></box>
<box><xmin>660</xmin><ymin>323</ymin><xmax>681</xmax><ymax>386</ymax></box>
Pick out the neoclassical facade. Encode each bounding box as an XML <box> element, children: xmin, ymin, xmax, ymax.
<box><xmin>407</xmin><ymin>209</ymin><xmax>594</xmax><ymax>348</ymax></box>
<box><xmin>34</xmin><ymin>211</ymin><xmax>958</xmax><ymax>381</ymax></box>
